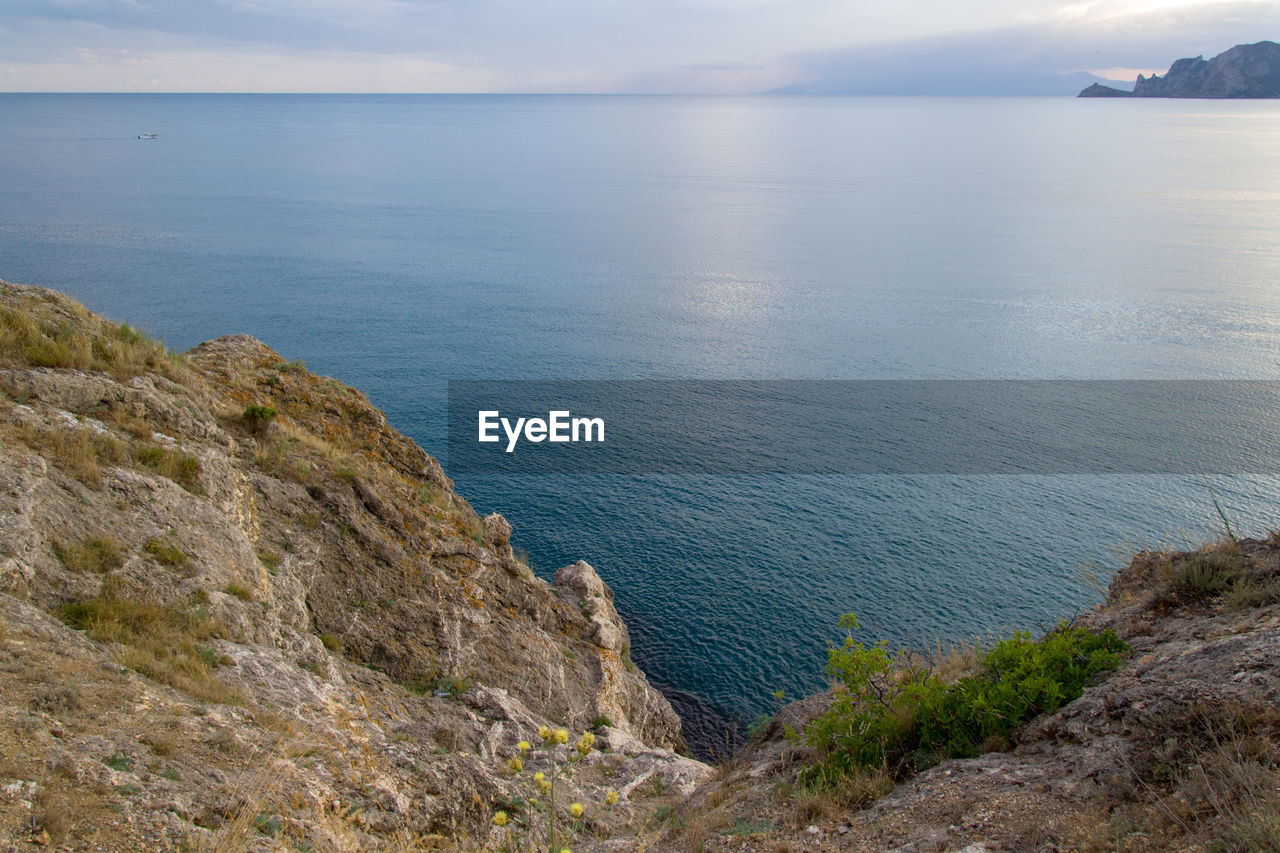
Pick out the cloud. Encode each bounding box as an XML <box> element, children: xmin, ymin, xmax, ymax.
<box><xmin>0</xmin><ymin>0</ymin><xmax>1276</xmax><ymax>92</ymax></box>
<box><xmin>0</xmin><ymin>46</ymin><xmax>587</xmax><ymax>92</ymax></box>
<box><xmin>767</xmin><ymin>1</ymin><xmax>1280</xmax><ymax>94</ymax></box>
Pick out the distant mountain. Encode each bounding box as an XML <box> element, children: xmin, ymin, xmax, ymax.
<box><xmin>1079</xmin><ymin>40</ymin><xmax>1280</xmax><ymax>97</ymax></box>
<box><xmin>772</xmin><ymin>69</ymin><xmax>1121</xmax><ymax>97</ymax></box>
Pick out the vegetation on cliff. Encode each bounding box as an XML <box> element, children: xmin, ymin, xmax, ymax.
<box><xmin>803</xmin><ymin>618</ymin><xmax>1127</xmax><ymax>786</ymax></box>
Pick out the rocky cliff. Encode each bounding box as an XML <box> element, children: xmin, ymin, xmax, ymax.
<box><xmin>0</xmin><ymin>281</ymin><xmax>708</xmax><ymax>851</ymax></box>
<box><xmin>1079</xmin><ymin>40</ymin><xmax>1280</xmax><ymax>98</ymax></box>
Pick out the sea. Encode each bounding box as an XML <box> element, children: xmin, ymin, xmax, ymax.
<box><xmin>3</xmin><ymin>93</ymin><xmax>1280</xmax><ymax>753</ymax></box>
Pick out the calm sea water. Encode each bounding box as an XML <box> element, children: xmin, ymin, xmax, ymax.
<box><xmin>4</xmin><ymin>94</ymin><xmax>1280</xmax><ymax>750</ymax></box>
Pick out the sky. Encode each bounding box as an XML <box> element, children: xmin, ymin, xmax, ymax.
<box><xmin>1</xmin><ymin>0</ymin><xmax>1277</xmax><ymax>93</ymax></box>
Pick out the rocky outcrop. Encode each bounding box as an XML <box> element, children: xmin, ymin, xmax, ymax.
<box><xmin>0</xmin><ymin>281</ymin><xmax>705</xmax><ymax>850</ymax></box>
<box><xmin>1080</xmin><ymin>40</ymin><xmax>1280</xmax><ymax>97</ymax></box>
<box><xmin>1077</xmin><ymin>82</ymin><xmax>1132</xmax><ymax>97</ymax></box>
<box><xmin>642</xmin><ymin>537</ymin><xmax>1280</xmax><ymax>851</ymax></box>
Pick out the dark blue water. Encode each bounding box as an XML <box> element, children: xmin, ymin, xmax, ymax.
<box><xmin>4</xmin><ymin>94</ymin><xmax>1280</xmax><ymax>744</ymax></box>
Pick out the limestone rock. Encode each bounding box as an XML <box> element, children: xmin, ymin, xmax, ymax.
<box><xmin>0</xmin><ymin>280</ymin><xmax>702</xmax><ymax>851</ymax></box>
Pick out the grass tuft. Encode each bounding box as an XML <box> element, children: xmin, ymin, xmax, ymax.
<box><xmin>0</xmin><ymin>291</ymin><xmax>186</xmax><ymax>382</ymax></box>
<box><xmin>14</xmin><ymin>424</ymin><xmax>126</xmax><ymax>489</ymax></box>
<box><xmin>57</xmin><ymin>591</ymin><xmax>241</xmax><ymax>705</ymax></box>
<box><xmin>143</xmin><ymin>537</ymin><xmax>187</xmax><ymax>569</ymax></box>
<box><xmin>51</xmin><ymin>537</ymin><xmax>124</xmax><ymax>574</ymax></box>
<box><xmin>223</xmin><ymin>582</ymin><xmax>254</xmax><ymax>602</ymax></box>
<box><xmin>133</xmin><ymin>444</ymin><xmax>204</xmax><ymax>494</ymax></box>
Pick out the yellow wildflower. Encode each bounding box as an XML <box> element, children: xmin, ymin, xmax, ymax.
<box><xmin>492</xmin><ymin>811</ymin><xmax>508</xmax><ymax>827</ymax></box>
<box><xmin>534</xmin><ymin>771</ymin><xmax>545</xmax><ymax>782</ymax></box>
<box><xmin>554</xmin><ymin>728</ymin><xmax>569</xmax><ymax>744</ymax></box>
<box><xmin>576</xmin><ymin>731</ymin><xmax>595</xmax><ymax>756</ymax></box>
<box><xmin>538</xmin><ymin>725</ymin><xmax>552</xmax><ymax>742</ymax></box>
<box><xmin>570</xmin><ymin>802</ymin><xmax>584</xmax><ymax>818</ymax></box>
<box><xmin>604</xmin><ymin>789</ymin><xmax>618</xmax><ymax>806</ymax></box>
<box><xmin>507</xmin><ymin>756</ymin><xmax>523</xmax><ymax>772</ymax></box>
<box><xmin>517</xmin><ymin>740</ymin><xmax>531</xmax><ymax>753</ymax></box>
<box><xmin>539</xmin><ymin>780</ymin><xmax>551</xmax><ymax>794</ymax></box>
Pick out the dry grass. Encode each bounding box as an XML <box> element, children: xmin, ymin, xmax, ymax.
<box><xmin>133</xmin><ymin>443</ymin><xmax>204</xmax><ymax>494</ymax></box>
<box><xmin>254</xmin><ymin>439</ymin><xmax>314</xmax><ymax>485</ymax></box>
<box><xmin>181</xmin><ymin>695</ymin><xmax>455</xmax><ymax>853</ymax></box>
<box><xmin>1115</xmin><ymin>536</ymin><xmax>1280</xmax><ymax>624</ymax></box>
<box><xmin>0</xmin><ymin>287</ymin><xmax>188</xmax><ymax>383</ymax></box>
<box><xmin>1178</xmin><ymin>739</ymin><xmax>1280</xmax><ymax>852</ymax></box>
<box><xmin>52</xmin><ymin>536</ymin><xmax>125</xmax><ymax>574</ymax></box>
<box><xmin>927</xmin><ymin>640</ymin><xmax>983</xmax><ymax>682</ymax></box>
<box><xmin>31</xmin><ymin>785</ymin><xmax>73</xmax><ymax>845</ymax></box>
<box><xmin>9</xmin><ymin>416</ymin><xmax>205</xmax><ymax>497</ymax></box>
<box><xmin>1223</xmin><ymin>573</ymin><xmax>1280</xmax><ymax>611</ymax></box>
<box><xmin>13</xmin><ymin>423</ymin><xmax>126</xmax><ymax>489</ymax></box>
<box><xmin>104</xmin><ymin>406</ymin><xmax>156</xmax><ymax>440</ymax></box>
<box><xmin>1100</xmin><ymin>703</ymin><xmax>1280</xmax><ymax>853</ymax></box>
<box><xmin>223</xmin><ymin>582</ymin><xmax>254</xmax><ymax>602</ymax></box>
<box><xmin>1160</xmin><ymin>707</ymin><xmax>1280</xmax><ymax>853</ymax></box>
<box><xmin>1169</xmin><ymin>541</ymin><xmax>1241</xmax><ymax>600</ymax></box>
<box><xmin>773</xmin><ymin>764</ymin><xmax>892</xmax><ymax>833</ymax></box>
<box><xmin>55</xmin><ymin>589</ymin><xmax>241</xmax><ymax>706</ymax></box>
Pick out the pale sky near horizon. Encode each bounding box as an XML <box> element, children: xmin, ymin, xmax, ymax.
<box><xmin>2</xmin><ymin>0</ymin><xmax>1277</xmax><ymax>93</ymax></box>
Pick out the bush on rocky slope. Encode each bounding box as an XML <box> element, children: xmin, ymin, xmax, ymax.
<box><xmin>803</xmin><ymin>616</ymin><xmax>1127</xmax><ymax>785</ymax></box>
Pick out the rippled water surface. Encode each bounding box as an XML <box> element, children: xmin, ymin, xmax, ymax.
<box><xmin>3</xmin><ymin>94</ymin><xmax>1280</xmax><ymax>747</ymax></box>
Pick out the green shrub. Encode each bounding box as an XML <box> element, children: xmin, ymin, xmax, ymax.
<box><xmin>252</xmin><ymin>813</ymin><xmax>282</xmax><ymax>837</ymax></box>
<box><xmin>434</xmin><ymin>674</ymin><xmax>469</xmax><ymax>697</ymax></box>
<box><xmin>619</xmin><ymin>641</ymin><xmax>638</xmax><ymax>674</ymax></box>
<box><xmin>143</xmin><ymin>537</ymin><xmax>186</xmax><ymax>568</ymax></box>
<box><xmin>745</xmin><ymin>714</ymin><xmax>773</xmax><ymax>740</ymax></box>
<box><xmin>241</xmin><ymin>405</ymin><xmax>277</xmax><ymax>436</ymax></box>
<box><xmin>803</xmin><ymin>614</ymin><xmax>1126</xmax><ymax>785</ymax></box>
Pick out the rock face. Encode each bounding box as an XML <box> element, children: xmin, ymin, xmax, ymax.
<box><xmin>1080</xmin><ymin>40</ymin><xmax>1280</xmax><ymax>98</ymax></box>
<box><xmin>0</xmin><ymin>281</ymin><xmax>706</xmax><ymax>850</ymax></box>
<box><xmin>1077</xmin><ymin>82</ymin><xmax>1133</xmax><ymax>98</ymax></box>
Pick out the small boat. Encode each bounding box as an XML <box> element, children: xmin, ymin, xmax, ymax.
<box><xmin>137</xmin><ymin>132</ymin><xmax>158</xmax><ymax>139</ymax></box>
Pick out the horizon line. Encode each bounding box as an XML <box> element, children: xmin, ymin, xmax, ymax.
<box><xmin>0</xmin><ymin>90</ymin><xmax>1095</xmax><ymax>97</ymax></box>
